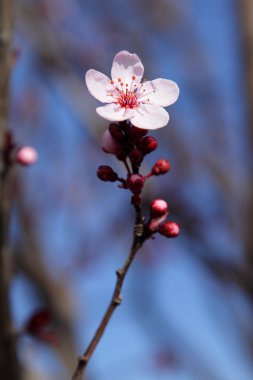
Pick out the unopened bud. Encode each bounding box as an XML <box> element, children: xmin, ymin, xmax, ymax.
<box><xmin>97</xmin><ymin>165</ymin><xmax>118</xmax><ymax>182</ymax></box>
<box><xmin>130</xmin><ymin>126</ymin><xmax>148</xmax><ymax>140</ymax></box>
<box><xmin>15</xmin><ymin>146</ymin><xmax>38</xmax><ymax>166</ymax></box>
<box><xmin>25</xmin><ymin>309</ymin><xmax>58</xmax><ymax>345</ymax></box>
<box><xmin>101</xmin><ymin>129</ymin><xmax>123</xmax><ymax>155</ymax></box>
<box><xmin>141</xmin><ymin>136</ymin><xmax>158</xmax><ymax>154</ymax></box>
<box><xmin>158</xmin><ymin>221</ymin><xmax>180</xmax><ymax>238</ymax></box>
<box><xmin>150</xmin><ymin>199</ymin><xmax>168</xmax><ymax>218</ymax></box>
<box><xmin>127</xmin><ymin>174</ymin><xmax>144</xmax><ymax>194</ymax></box>
<box><xmin>152</xmin><ymin>159</ymin><xmax>171</xmax><ymax>175</ymax></box>
<box><xmin>109</xmin><ymin>123</ymin><xmax>125</xmax><ymax>141</ymax></box>
<box><xmin>148</xmin><ymin>213</ymin><xmax>168</xmax><ymax>232</ymax></box>
<box><xmin>129</xmin><ymin>149</ymin><xmax>143</xmax><ymax>165</ymax></box>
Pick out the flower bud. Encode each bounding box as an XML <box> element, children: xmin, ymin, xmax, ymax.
<box><xmin>101</xmin><ymin>129</ymin><xmax>123</xmax><ymax>155</ymax></box>
<box><xmin>158</xmin><ymin>221</ymin><xmax>180</xmax><ymax>238</ymax></box>
<box><xmin>130</xmin><ymin>126</ymin><xmax>148</xmax><ymax>140</ymax></box>
<box><xmin>148</xmin><ymin>213</ymin><xmax>168</xmax><ymax>233</ymax></box>
<box><xmin>152</xmin><ymin>159</ymin><xmax>171</xmax><ymax>175</ymax></box>
<box><xmin>109</xmin><ymin>123</ymin><xmax>125</xmax><ymax>141</ymax></box>
<box><xmin>97</xmin><ymin>165</ymin><xmax>118</xmax><ymax>182</ymax></box>
<box><xmin>15</xmin><ymin>146</ymin><xmax>38</xmax><ymax>166</ymax></box>
<box><xmin>25</xmin><ymin>309</ymin><xmax>58</xmax><ymax>345</ymax></box>
<box><xmin>127</xmin><ymin>174</ymin><xmax>144</xmax><ymax>194</ymax></box>
<box><xmin>150</xmin><ymin>199</ymin><xmax>168</xmax><ymax>218</ymax></box>
<box><xmin>141</xmin><ymin>136</ymin><xmax>158</xmax><ymax>154</ymax></box>
<box><xmin>129</xmin><ymin>148</ymin><xmax>143</xmax><ymax>165</ymax></box>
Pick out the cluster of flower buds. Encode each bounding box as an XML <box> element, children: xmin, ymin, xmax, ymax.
<box><xmin>97</xmin><ymin>121</ymin><xmax>179</xmax><ymax>239</ymax></box>
<box><xmin>147</xmin><ymin>199</ymin><xmax>179</xmax><ymax>238</ymax></box>
<box><xmin>2</xmin><ymin>131</ymin><xmax>38</xmax><ymax>169</ymax></box>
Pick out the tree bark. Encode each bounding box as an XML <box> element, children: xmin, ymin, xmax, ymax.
<box><xmin>0</xmin><ymin>1</ymin><xmax>21</xmax><ymax>379</ymax></box>
<box><xmin>240</xmin><ymin>0</ymin><xmax>253</xmax><ymax>267</ymax></box>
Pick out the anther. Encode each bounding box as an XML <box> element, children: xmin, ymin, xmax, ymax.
<box><xmin>132</xmin><ymin>75</ymin><xmax>136</xmax><ymax>80</ymax></box>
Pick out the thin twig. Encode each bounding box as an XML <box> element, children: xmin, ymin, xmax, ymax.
<box><xmin>123</xmin><ymin>158</ymin><xmax>131</xmax><ymax>176</ymax></box>
<box><xmin>71</xmin><ymin>207</ymin><xmax>145</xmax><ymax>380</ymax></box>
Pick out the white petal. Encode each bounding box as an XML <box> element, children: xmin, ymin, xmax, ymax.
<box><xmin>111</xmin><ymin>50</ymin><xmax>144</xmax><ymax>86</ymax></box>
<box><xmin>96</xmin><ymin>103</ymin><xmax>134</xmax><ymax>122</ymax></box>
<box><xmin>85</xmin><ymin>69</ymin><xmax>115</xmax><ymax>103</ymax></box>
<box><xmin>130</xmin><ymin>104</ymin><xmax>169</xmax><ymax>130</ymax></box>
<box><xmin>138</xmin><ymin>78</ymin><xmax>179</xmax><ymax>107</ymax></box>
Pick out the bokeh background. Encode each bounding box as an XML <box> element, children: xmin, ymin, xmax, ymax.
<box><xmin>9</xmin><ymin>0</ymin><xmax>253</xmax><ymax>379</ymax></box>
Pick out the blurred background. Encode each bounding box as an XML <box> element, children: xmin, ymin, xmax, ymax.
<box><xmin>9</xmin><ymin>0</ymin><xmax>253</xmax><ymax>379</ymax></box>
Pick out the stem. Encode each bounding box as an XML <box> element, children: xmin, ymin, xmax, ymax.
<box><xmin>71</xmin><ymin>208</ymin><xmax>145</xmax><ymax>380</ymax></box>
<box><xmin>0</xmin><ymin>1</ymin><xmax>20</xmax><ymax>379</ymax></box>
<box><xmin>122</xmin><ymin>158</ymin><xmax>131</xmax><ymax>175</ymax></box>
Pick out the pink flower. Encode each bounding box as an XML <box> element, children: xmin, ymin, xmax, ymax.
<box><xmin>85</xmin><ymin>51</ymin><xmax>179</xmax><ymax>130</ymax></box>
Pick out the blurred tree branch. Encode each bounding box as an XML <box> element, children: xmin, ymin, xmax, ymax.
<box><xmin>13</xmin><ymin>174</ymin><xmax>78</xmax><ymax>376</ymax></box>
<box><xmin>0</xmin><ymin>0</ymin><xmax>21</xmax><ymax>378</ymax></box>
<box><xmin>241</xmin><ymin>0</ymin><xmax>253</xmax><ymax>268</ymax></box>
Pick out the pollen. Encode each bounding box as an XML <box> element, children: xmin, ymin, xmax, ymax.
<box><xmin>117</xmin><ymin>91</ymin><xmax>138</xmax><ymax>109</ymax></box>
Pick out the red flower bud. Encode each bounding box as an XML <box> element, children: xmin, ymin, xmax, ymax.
<box><xmin>127</xmin><ymin>174</ymin><xmax>144</xmax><ymax>194</ymax></box>
<box><xmin>129</xmin><ymin>148</ymin><xmax>143</xmax><ymax>165</ymax></box>
<box><xmin>130</xmin><ymin>126</ymin><xmax>148</xmax><ymax>140</ymax></box>
<box><xmin>150</xmin><ymin>199</ymin><xmax>168</xmax><ymax>218</ymax></box>
<box><xmin>158</xmin><ymin>221</ymin><xmax>180</xmax><ymax>238</ymax></box>
<box><xmin>101</xmin><ymin>129</ymin><xmax>123</xmax><ymax>156</ymax></box>
<box><xmin>148</xmin><ymin>213</ymin><xmax>168</xmax><ymax>232</ymax></box>
<box><xmin>109</xmin><ymin>123</ymin><xmax>125</xmax><ymax>141</ymax></box>
<box><xmin>25</xmin><ymin>309</ymin><xmax>58</xmax><ymax>345</ymax></box>
<box><xmin>152</xmin><ymin>159</ymin><xmax>171</xmax><ymax>175</ymax></box>
<box><xmin>97</xmin><ymin>165</ymin><xmax>118</xmax><ymax>182</ymax></box>
<box><xmin>141</xmin><ymin>136</ymin><xmax>158</xmax><ymax>154</ymax></box>
<box><xmin>15</xmin><ymin>146</ymin><xmax>38</xmax><ymax>166</ymax></box>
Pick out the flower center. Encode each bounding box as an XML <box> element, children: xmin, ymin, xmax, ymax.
<box><xmin>108</xmin><ymin>76</ymin><xmax>139</xmax><ymax>109</ymax></box>
<box><xmin>117</xmin><ymin>91</ymin><xmax>138</xmax><ymax>109</ymax></box>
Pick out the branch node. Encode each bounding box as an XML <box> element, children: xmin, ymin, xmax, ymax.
<box><xmin>134</xmin><ymin>223</ymin><xmax>144</xmax><ymax>237</ymax></box>
<box><xmin>116</xmin><ymin>269</ymin><xmax>123</xmax><ymax>278</ymax></box>
<box><xmin>113</xmin><ymin>294</ymin><xmax>122</xmax><ymax>305</ymax></box>
<box><xmin>77</xmin><ymin>355</ymin><xmax>87</xmax><ymax>364</ymax></box>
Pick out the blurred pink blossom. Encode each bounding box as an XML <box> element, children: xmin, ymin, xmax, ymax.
<box><xmin>15</xmin><ymin>146</ymin><xmax>38</xmax><ymax>166</ymax></box>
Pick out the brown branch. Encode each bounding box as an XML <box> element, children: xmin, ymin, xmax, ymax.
<box><xmin>71</xmin><ymin>208</ymin><xmax>145</xmax><ymax>380</ymax></box>
<box><xmin>0</xmin><ymin>0</ymin><xmax>21</xmax><ymax>379</ymax></box>
<box><xmin>12</xmin><ymin>174</ymin><xmax>78</xmax><ymax>375</ymax></box>
<box><xmin>240</xmin><ymin>0</ymin><xmax>253</xmax><ymax>268</ymax></box>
